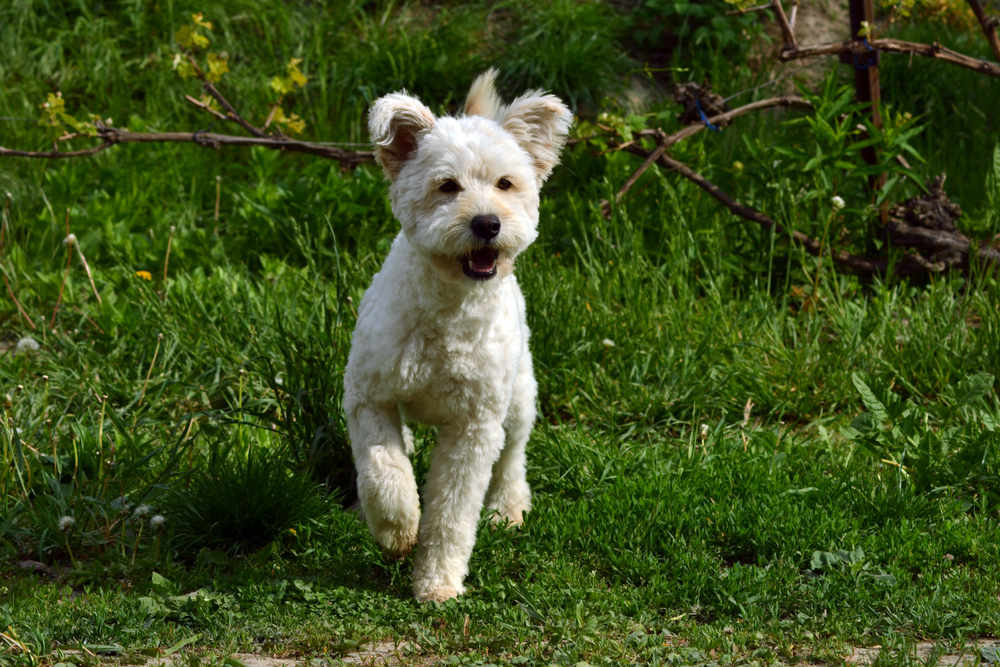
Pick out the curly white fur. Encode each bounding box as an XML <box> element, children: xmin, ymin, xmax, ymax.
<box><xmin>344</xmin><ymin>70</ymin><xmax>571</xmax><ymax>602</ymax></box>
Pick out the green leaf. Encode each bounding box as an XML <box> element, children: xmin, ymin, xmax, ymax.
<box><xmin>174</xmin><ymin>25</ymin><xmax>196</xmax><ymax>48</ymax></box>
<box><xmin>810</xmin><ymin>551</ymin><xmax>840</xmax><ymax>569</ymax></box>
<box><xmin>286</xmin><ymin>58</ymin><xmax>307</xmax><ymax>87</ymax></box>
<box><xmin>253</xmin><ymin>541</ymin><xmax>276</xmax><ymax>563</ymax></box>
<box><xmin>163</xmin><ymin>634</ymin><xmax>201</xmax><ymax>656</ymax></box>
<box><xmin>982</xmin><ymin>646</ymin><xmax>999</xmax><ymax>665</ymax></box>
<box><xmin>191</xmin><ymin>12</ymin><xmax>212</xmax><ymax>29</ymax></box>
<box><xmin>853</xmin><ymin>373</ymin><xmax>889</xmax><ymax>423</ymax></box>
<box><xmin>150</xmin><ymin>571</ymin><xmax>178</xmax><ymax>596</ymax></box>
<box><xmin>953</xmin><ymin>373</ymin><xmax>994</xmax><ymax>408</ymax></box>
<box><xmin>172</xmin><ymin>54</ymin><xmax>196</xmax><ymax>79</ymax></box>
<box><xmin>849</xmin><ymin>411</ymin><xmax>877</xmax><ymax>435</ymax></box>
<box><xmin>206</xmin><ymin>53</ymin><xmax>229</xmax><ymax>83</ymax></box>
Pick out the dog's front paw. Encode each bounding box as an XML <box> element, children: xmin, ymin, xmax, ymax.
<box><xmin>413</xmin><ymin>581</ymin><xmax>463</xmax><ymax>603</ymax></box>
<box><xmin>372</xmin><ymin>519</ymin><xmax>419</xmax><ymax>559</ymax></box>
<box><xmin>485</xmin><ymin>480</ymin><xmax>531</xmax><ymax>527</ymax></box>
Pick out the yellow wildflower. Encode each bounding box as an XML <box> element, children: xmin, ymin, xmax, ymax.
<box><xmin>136</xmin><ymin>270</ymin><xmax>152</xmax><ymax>281</ymax></box>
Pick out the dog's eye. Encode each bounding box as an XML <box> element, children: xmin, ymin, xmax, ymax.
<box><xmin>497</xmin><ymin>178</ymin><xmax>512</xmax><ymax>191</ymax></box>
<box><xmin>439</xmin><ymin>179</ymin><xmax>459</xmax><ymax>193</ymax></box>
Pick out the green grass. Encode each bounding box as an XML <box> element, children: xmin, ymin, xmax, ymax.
<box><xmin>3</xmin><ymin>1</ymin><xmax>1000</xmax><ymax>666</ymax></box>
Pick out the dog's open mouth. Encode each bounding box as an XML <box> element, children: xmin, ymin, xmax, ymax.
<box><xmin>461</xmin><ymin>248</ymin><xmax>500</xmax><ymax>280</ymax></box>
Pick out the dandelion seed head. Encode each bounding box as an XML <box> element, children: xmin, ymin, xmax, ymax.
<box><xmin>63</xmin><ymin>233</ymin><xmax>78</xmax><ymax>247</ymax></box>
<box><xmin>15</xmin><ymin>336</ymin><xmax>40</xmax><ymax>355</ymax></box>
<box><xmin>133</xmin><ymin>504</ymin><xmax>152</xmax><ymax>519</ymax></box>
<box><xmin>150</xmin><ymin>515</ymin><xmax>167</xmax><ymax>530</ymax></box>
<box><xmin>601</xmin><ymin>339</ymin><xmax>615</xmax><ymax>349</ymax></box>
<box><xmin>58</xmin><ymin>516</ymin><xmax>75</xmax><ymax>531</ymax></box>
<box><xmin>831</xmin><ymin>196</ymin><xmax>845</xmax><ymax>211</ymax></box>
<box><xmin>699</xmin><ymin>424</ymin><xmax>710</xmax><ymax>439</ymax></box>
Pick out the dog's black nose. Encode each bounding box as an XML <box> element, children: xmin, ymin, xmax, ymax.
<box><xmin>471</xmin><ymin>214</ymin><xmax>501</xmax><ymax>240</ymax></box>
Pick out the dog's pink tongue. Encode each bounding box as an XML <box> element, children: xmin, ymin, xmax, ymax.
<box><xmin>469</xmin><ymin>248</ymin><xmax>495</xmax><ymax>271</ymax></box>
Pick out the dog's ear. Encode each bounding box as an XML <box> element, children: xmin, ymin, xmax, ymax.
<box><xmin>368</xmin><ymin>92</ymin><xmax>436</xmax><ymax>181</ymax></box>
<box><xmin>464</xmin><ymin>68</ymin><xmax>502</xmax><ymax>119</ymax></box>
<box><xmin>498</xmin><ymin>92</ymin><xmax>573</xmax><ymax>184</ymax></box>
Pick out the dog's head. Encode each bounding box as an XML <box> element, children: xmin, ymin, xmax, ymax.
<box><xmin>368</xmin><ymin>70</ymin><xmax>572</xmax><ymax>282</ymax></box>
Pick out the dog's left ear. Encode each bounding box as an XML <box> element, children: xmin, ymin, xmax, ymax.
<box><xmin>368</xmin><ymin>92</ymin><xmax>436</xmax><ymax>181</ymax></box>
<box><xmin>498</xmin><ymin>93</ymin><xmax>573</xmax><ymax>185</ymax></box>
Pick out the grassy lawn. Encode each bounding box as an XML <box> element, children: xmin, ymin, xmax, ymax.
<box><xmin>3</xmin><ymin>1</ymin><xmax>1000</xmax><ymax>665</ymax></box>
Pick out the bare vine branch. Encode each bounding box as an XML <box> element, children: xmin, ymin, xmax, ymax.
<box><xmin>966</xmin><ymin>0</ymin><xmax>1000</xmax><ymax>63</ymax></box>
<box><xmin>771</xmin><ymin>0</ymin><xmax>798</xmax><ymax>49</ymax></box>
<box><xmin>0</xmin><ymin>129</ymin><xmax>373</xmax><ymax>166</ymax></box>
<box><xmin>780</xmin><ymin>38</ymin><xmax>1000</xmax><ymax>77</ymax></box>
<box><xmin>589</xmin><ymin>95</ymin><xmax>998</xmax><ymax>278</ymax></box>
<box><xmin>600</xmin><ymin>96</ymin><xmax>814</xmax><ymax>215</ymax></box>
<box><xmin>184</xmin><ymin>95</ymin><xmax>229</xmax><ymax>121</ymax></box>
<box><xmin>201</xmin><ymin>78</ymin><xmax>269</xmax><ymax>138</ymax></box>
<box><xmin>639</xmin><ymin>145</ymin><xmax>887</xmax><ymax>274</ymax></box>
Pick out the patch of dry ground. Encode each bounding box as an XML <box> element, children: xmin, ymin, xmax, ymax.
<box><xmin>846</xmin><ymin>640</ymin><xmax>997</xmax><ymax>666</ymax></box>
<box><xmin>134</xmin><ymin>642</ymin><xmax>433</xmax><ymax>667</ymax></box>
<box><xmin>70</xmin><ymin>637</ymin><xmax>1000</xmax><ymax>667</ymax></box>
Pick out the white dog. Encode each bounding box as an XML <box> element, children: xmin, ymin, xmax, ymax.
<box><xmin>343</xmin><ymin>70</ymin><xmax>572</xmax><ymax>603</ymax></box>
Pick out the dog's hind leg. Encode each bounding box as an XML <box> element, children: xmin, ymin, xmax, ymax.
<box><xmin>347</xmin><ymin>400</ymin><xmax>421</xmax><ymax>559</ymax></box>
<box><xmin>485</xmin><ymin>349</ymin><xmax>536</xmax><ymax>526</ymax></box>
<box><xmin>412</xmin><ymin>419</ymin><xmax>506</xmax><ymax>602</ymax></box>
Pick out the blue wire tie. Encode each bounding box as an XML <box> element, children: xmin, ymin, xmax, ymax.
<box><xmin>854</xmin><ymin>37</ymin><xmax>875</xmax><ymax>70</ymax></box>
<box><xmin>696</xmin><ymin>99</ymin><xmax>723</xmax><ymax>132</ymax></box>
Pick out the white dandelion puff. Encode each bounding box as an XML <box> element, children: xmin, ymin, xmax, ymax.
<box><xmin>15</xmin><ymin>336</ymin><xmax>40</xmax><ymax>355</ymax></box>
<box><xmin>831</xmin><ymin>196</ymin><xmax>845</xmax><ymax>211</ymax></box>
<box><xmin>58</xmin><ymin>516</ymin><xmax>75</xmax><ymax>532</ymax></box>
<box><xmin>63</xmin><ymin>233</ymin><xmax>78</xmax><ymax>247</ymax></box>
<box><xmin>149</xmin><ymin>515</ymin><xmax>167</xmax><ymax>530</ymax></box>
<box><xmin>699</xmin><ymin>424</ymin><xmax>710</xmax><ymax>439</ymax></box>
<box><xmin>133</xmin><ymin>504</ymin><xmax>152</xmax><ymax>519</ymax></box>
<box><xmin>601</xmin><ymin>339</ymin><xmax>615</xmax><ymax>349</ymax></box>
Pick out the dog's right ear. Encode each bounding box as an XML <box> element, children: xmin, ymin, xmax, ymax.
<box><xmin>368</xmin><ymin>92</ymin><xmax>436</xmax><ymax>181</ymax></box>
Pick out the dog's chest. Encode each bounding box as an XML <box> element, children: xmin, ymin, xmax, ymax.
<box><xmin>395</xmin><ymin>302</ymin><xmax>521</xmax><ymax>425</ymax></box>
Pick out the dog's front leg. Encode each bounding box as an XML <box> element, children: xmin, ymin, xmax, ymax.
<box><xmin>347</xmin><ymin>401</ymin><xmax>421</xmax><ymax>559</ymax></box>
<box><xmin>412</xmin><ymin>419</ymin><xmax>505</xmax><ymax>602</ymax></box>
